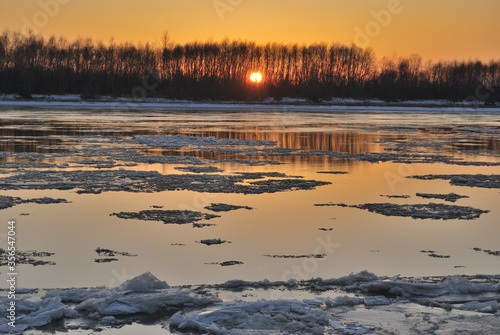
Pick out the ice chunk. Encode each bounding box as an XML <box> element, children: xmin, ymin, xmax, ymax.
<box><xmin>322</xmin><ymin>270</ymin><xmax>380</xmax><ymax>286</ymax></box>
<box><xmin>169</xmin><ymin>297</ymin><xmax>378</xmax><ymax>334</ymax></box>
<box><xmin>76</xmin><ymin>273</ymin><xmax>220</xmax><ymax>316</ymax></box>
<box><xmin>45</xmin><ymin>288</ymin><xmax>102</xmax><ymax>303</ymax></box>
<box><xmin>118</xmin><ymin>271</ymin><xmax>170</xmax><ymax>291</ymax></box>
<box><xmin>460</xmin><ymin>300</ymin><xmax>498</xmax><ymax>313</ymax></box>
<box><xmin>361</xmin><ymin>275</ymin><xmax>500</xmax><ymax>298</ymax></box>
<box><xmin>101</xmin><ymin>316</ymin><xmax>116</xmax><ymax>324</ymax></box>
<box><xmin>0</xmin><ymin>297</ymin><xmax>77</xmax><ymax>333</ymax></box>
<box><xmin>169</xmin><ymin>299</ymin><xmax>327</xmax><ymax>334</ymax></box>
<box><xmin>174</xmin><ymin>166</ymin><xmax>224</xmax><ymax>173</ymax></box>
<box><xmin>87</xmin><ymin>311</ymin><xmax>100</xmax><ymax>320</ymax></box>
<box><xmin>364</xmin><ymin>296</ymin><xmax>390</xmax><ymax>306</ymax></box>
<box><xmin>199</xmin><ymin>238</ymin><xmax>227</xmax><ymax>246</ymax></box>
<box><xmin>323</xmin><ymin>296</ymin><xmax>364</xmax><ymax>307</ymax></box>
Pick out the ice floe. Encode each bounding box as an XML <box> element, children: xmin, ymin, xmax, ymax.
<box><xmin>199</xmin><ymin>238</ymin><xmax>228</xmax><ymax>246</ymax></box>
<box><xmin>0</xmin><ymin>195</ymin><xmax>70</xmax><ymax>210</ymax></box>
<box><xmin>264</xmin><ymin>254</ymin><xmax>327</xmax><ymax>259</ymax></box>
<box><xmin>410</xmin><ymin>174</ymin><xmax>500</xmax><ymax>189</ymax></box>
<box><xmin>134</xmin><ymin>134</ymin><xmax>277</xmax><ymax>148</ymax></box>
<box><xmin>420</xmin><ymin>250</ymin><xmax>451</xmax><ymax>258</ymax></box>
<box><xmin>380</xmin><ymin>194</ymin><xmax>411</xmax><ymax>199</ymax></box>
<box><xmin>316</xmin><ymin>170</ymin><xmax>349</xmax><ymax>174</ymax></box>
<box><xmin>315</xmin><ymin>202</ymin><xmax>490</xmax><ymax>220</ymax></box>
<box><xmin>174</xmin><ymin>165</ymin><xmax>224</xmax><ymax>173</ymax></box>
<box><xmin>94</xmin><ymin>258</ymin><xmax>118</xmax><ymax>263</ymax></box>
<box><xmin>0</xmin><ymin>169</ymin><xmax>330</xmax><ymax>194</ymax></box>
<box><xmin>416</xmin><ymin>192</ymin><xmax>469</xmax><ymax>202</ymax></box>
<box><xmin>472</xmin><ymin>248</ymin><xmax>500</xmax><ymax>257</ymax></box>
<box><xmin>110</xmin><ymin>210</ymin><xmax>220</xmax><ymax>224</ymax></box>
<box><xmin>205</xmin><ymin>261</ymin><xmax>244</xmax><ymax>267</ymax></box>
<box><xmin>204</xmin><ymin>203</ymin><xmax>253</xmax><ymax>212</ymax></box>
<box><xmin>94</xmin><ymin>248</ymin><xmax>137</xmax><ymax>263</ymax></box>
<box><xmin>0</xmin><ymin>248</ymin><xmax>55</xmax><ymax>266</ymax></box>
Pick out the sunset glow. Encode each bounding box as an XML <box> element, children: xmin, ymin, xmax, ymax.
<box><xmin>250</xmin><ymin>73</ymin><xmax>263</xmax><ymax>83</ymax></box>
<box><xmin>1</xmin><ymin>0</ymin><xmax>499</xmax><ymax>61</ymax></box>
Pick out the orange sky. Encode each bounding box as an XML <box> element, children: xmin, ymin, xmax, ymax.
<box><xmin>1</xmin><ymin>0</ymin><xmax>499</xmax><ymax>62</ymax></box>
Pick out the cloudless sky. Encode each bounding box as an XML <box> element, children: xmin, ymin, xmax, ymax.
<box><xmin>1</xmin><ymin>0</ymin><xmax>499</xmax><ymax>61</ymax></box>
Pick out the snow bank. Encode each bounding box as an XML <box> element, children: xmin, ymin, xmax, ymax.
<box><xmin>1</xmin><ymin>95</ymin><xmax>499</xmax><ymax>113</ymax></box>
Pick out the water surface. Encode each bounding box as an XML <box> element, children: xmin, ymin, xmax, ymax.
<box><xmin>0</xmin><ymin>107</ymin><xmax>499</xmax><ymax>289</ymax></box>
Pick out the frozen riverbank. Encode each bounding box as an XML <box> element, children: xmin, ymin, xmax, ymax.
<box><xmin>1</xmin><ymin>94</ymin><xmax>500</xmax><ymax>113</ymax></box>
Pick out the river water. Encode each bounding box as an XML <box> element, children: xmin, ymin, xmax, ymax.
<box><xmin>0</xmin><ymin>107</ymin><xmax>499</xmax><ymax>289</ymax></box>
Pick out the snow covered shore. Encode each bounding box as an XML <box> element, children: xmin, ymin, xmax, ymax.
<box><xmin>1</xmin><ymin>271</ymin><xmax>499</xmax><ymax>334</ymax></box>
<box><xmin>1</xmin><ymin>94</ymin><xmax>500</xmax><ymax>113</ymax></box>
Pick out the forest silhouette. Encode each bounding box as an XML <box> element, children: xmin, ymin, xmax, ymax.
<box><xmin>0</xmin><ymin>31</ymin><xmax>499</xmax><ymax>103</ymax></box>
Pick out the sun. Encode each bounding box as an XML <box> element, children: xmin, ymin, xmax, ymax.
<box><xmin>250</xmin><ymin>72</ymin><xmax>263</xmax><ymax>83</ymax></box>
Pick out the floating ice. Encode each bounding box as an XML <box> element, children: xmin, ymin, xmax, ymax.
<box><xmin>95</xmin><ymin>247</ymin><xmax>137</xmax><ymax>257</ymax></box>
<box><xmin>0</xmin><ymin>297</ymin><xmax>78</xmax><ymax>333</ymax></box>
<box><xmin>174</xmin><ymin>165</ymin><xmax>224</xmax><ymax>173</ymax></box>
<box><xmin>315</xmin><ymin>202</ymin><xmax>489</xmax><ymax>220</ymax></box>
<box><xmin>204</xmin><ymin>203</ymin><xmax>253</xmax><ymax>212</ymax></box>
<box><xmin>94</xmin><ymin>258</ymin><xmax>118</xmax><ymax>263</ymax></box>
<box><xmin>472</xmin><ymin>247</ymin><xmax>500</xmax><ymax>257</ymax></box>
<box><xmin>1</xmin><ymin>271</ymin><xmax>500</xmax><ymax>333</ymax></box>
<box><xmin>410</xmin><ymin>174</ymin><xmax>500</xmax><ymax>189</ymax></box>
<box><xmin>110</xmin><ymin>209</ymin><xmax>220</xmax><ymax>224</ymax></box>
<box><xmin>0</xmin><ymin>169</ymin><xmax>330</xmax><ymax>194</ymax></box>
<box><xmin>199</xmin><ymin>238</ymin><xmax>228</xmax><ymax>246</ymax></box>
<box><xmin>205</xmin><ymin>261</ymin><xmax>244</xmax><ymax>267</ymax></box>
<box><xmin>380</xmin><ymin>194</ymin><xmax>411</xmax><ymax>199</ymax></box>
<box><xmin>118</xmin><ymin>271</ymin><xmax>170</xmax><ymax>292</ymax></box>
<box><xmin>416</xmin><ymin>192</ymin><xmax>469</xmax><ymax>202</ymax></box>
<box><xmin>0</xmin><ymin>248</ymin><xmax>55</xmax><ymax>266</ymax></box>
<box><xmin>134</xmin><ymin>134</ymin><xmax>277</xmax><ymax>148</ymax></box>
<box><xmin>0</xmin><ymin>195</ymin><xmax>70</xmax><ymax>210</ymax></box>
<box><xmin>264</xmin><ymin>254</ymin><xmax>327</xmax><ymax>259</ymax></box>
<box><xmin>363</xmin><ymin>296</ymin><xmax>390</xmax><ymax>306</ymax></box>
<box><xmin>316</xmin><ymin>171</ymin><xmax>349</xmax><ymax>174</ymax></box>
<box><xmin>169</xmin><ymin>299</ymin><xmax>333</xmax><ymax>335</ymax></box>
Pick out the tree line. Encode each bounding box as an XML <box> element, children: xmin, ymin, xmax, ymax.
<box><xmin>0</xmin><ymin>31</ymin><xmax>499</xmax><ymax>102</ymax></box>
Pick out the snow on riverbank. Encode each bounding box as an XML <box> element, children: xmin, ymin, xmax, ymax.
<box><xmin>1</xmin><ymin>271</ymin><xmax>499</xmax><ymax>334</ymax></box>
<box><xmin>1</xmin><ymin>94</ymin><xmax>499</xmax><ymax>113</ymax></box>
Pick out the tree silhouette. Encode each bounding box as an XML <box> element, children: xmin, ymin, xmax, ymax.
<box><xmin>0</xmin><ymin>30</ymin><xmax>498</xmax><ymax>103</ymax></box>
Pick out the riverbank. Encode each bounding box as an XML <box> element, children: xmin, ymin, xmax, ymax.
<box><xmin>1</xmin><ymin>94</ymin><xmax>500</xmax><ymax>112</ymax></box>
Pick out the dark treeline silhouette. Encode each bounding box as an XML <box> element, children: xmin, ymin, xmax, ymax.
<box><xmin>0</xmin><ymin>31</ymin><xmax>499</xmax><ymax>102</ymax></box>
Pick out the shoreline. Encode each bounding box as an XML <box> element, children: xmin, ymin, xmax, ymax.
<box><xmin>1</xmin><ymin>94</ymin><xmax>500</xmax><ymax>112</ymax></box>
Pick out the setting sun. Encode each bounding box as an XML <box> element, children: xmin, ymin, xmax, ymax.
<box><xmin>250</xmin><ymin>72</ymin><xmax>263</xmax><ymax>83</ymax></box>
